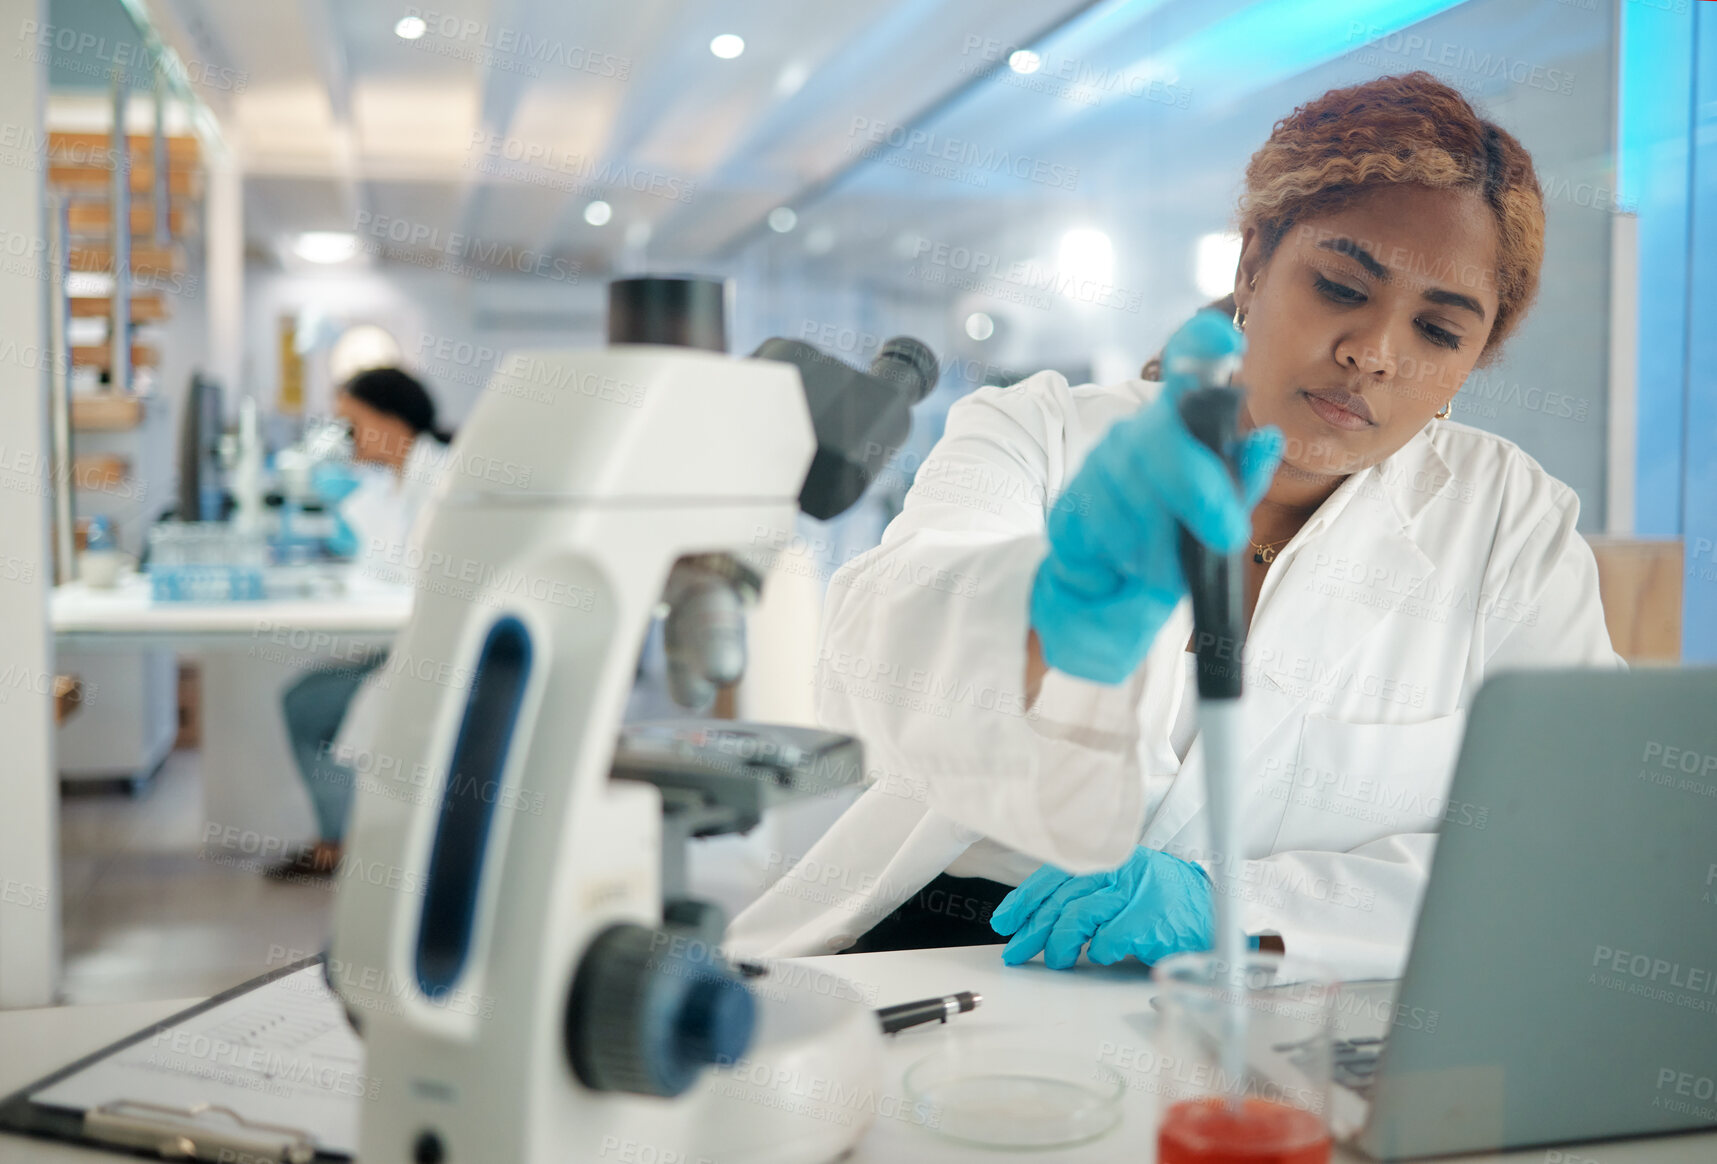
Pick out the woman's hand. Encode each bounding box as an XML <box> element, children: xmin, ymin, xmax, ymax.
<box><xmin>990</xmin><ymin>845</ymin><xmax>1216</xmax><ymax>969</ymax></box>
<box><xmin>1028</xmin><ymin>311</ymin><xmax>1283</xmax><ymax>684</ymax></box>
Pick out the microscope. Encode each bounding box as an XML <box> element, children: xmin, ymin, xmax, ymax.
<box><xmin>329</xmin><ymin>277</ymin><xmax>938</xmax><ymax>1164</ymax></box>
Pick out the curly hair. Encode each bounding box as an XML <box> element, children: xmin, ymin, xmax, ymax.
<box><xmin>1239</xmin><ymin>71</ymin><xmax>1545</xmax><ymax>362</ymax></box>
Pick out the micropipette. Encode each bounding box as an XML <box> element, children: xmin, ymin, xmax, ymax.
<box><xmin>1173</xmin><ymin>348</ymin><xmax>1250</xmax><ymax>1113</ymax></box>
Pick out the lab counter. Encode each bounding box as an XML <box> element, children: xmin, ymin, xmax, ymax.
<box><xmin>51</xmin><ymin>570</ymin><xmax>414</xmax><ymax>850</ymax></box>
<box><xmin>51</xmin><ymin>573</ymin><xmax>411</xmax><ymax>653</ymax></box>
<box><xmin>0</xmin><ymin>945</ymin><xmax>1708</xmax><ymax>1164</ymax></box>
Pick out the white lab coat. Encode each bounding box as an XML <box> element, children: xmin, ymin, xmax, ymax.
<box><xmin>726</xmin><ymin>370</ymin><xmax>1623</xmax><ymax>980</ymax></box>
<box><xmin>331</xmin><ymin>434</ymin><xmax>451</xmax><ymax>757</ymax></box>
<box><xmin>338</xmin><ymin>435</ymin><xmax>451</xmax><ymax>584</ymax></box>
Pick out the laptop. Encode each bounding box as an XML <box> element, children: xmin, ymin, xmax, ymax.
<box><xmin>1262</xmin><ymin>667</ymin><xmax>1717</xmax><ymax>1159</ymax></box>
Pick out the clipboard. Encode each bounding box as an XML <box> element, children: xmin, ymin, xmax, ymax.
<box><xmin>0</xmin><ymin>955</ymin><xmax>356</xmax><ymax>1164</ymax></box>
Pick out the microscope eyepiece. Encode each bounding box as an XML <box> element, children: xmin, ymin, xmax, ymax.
<box><xmin>751</xmin><ymin>333</ymin><xmax>940</xmax><ymax>521</ymax></box>
<box><xmin>868</xmin><ymin>336</ymin><xmax>939</xmax><ymax>404</ymax></box>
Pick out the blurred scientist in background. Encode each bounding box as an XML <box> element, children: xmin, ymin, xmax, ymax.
<box><xmin>328</xmin><ymin>367</ymin><xmax>455</xmax><ymax>565</ymax></box>
<box><xmin>729</xmin><ymin>72</ymin><xmax>1622</xmax><ymax>978</ymax></box>
<box><xmin>270</xmin><ymin>367</ymin><xmax>451</xmax><ymax>878</ymax></box>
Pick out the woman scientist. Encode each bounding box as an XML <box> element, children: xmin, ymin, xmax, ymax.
<box><xmin>269</xmin><ymin>367</ymin><xmax>451</xmax><ymax>878</ymax></box>
<box><xmin>727</xmin><ymin>72</ymin><xmax>1622</xmax><ymax>980</ymax></box>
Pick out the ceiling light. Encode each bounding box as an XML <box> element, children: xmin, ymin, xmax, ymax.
<box><xmin>583</xmin><ymin>200</ymin><xmax>613</xmax><ymax>226</ymax></box>
<box><xmin>965</xmin><ymin>312</ymin><xmax>995</xmax><ymax>341</ymax></box>
<box><xmin>767</xmin><ymin>207</ymin><xmax>797</xmax><ymax>233</ymax></box>
<box><xmin>394</xmin><ymin>15</ymin><xmax>427</xmax><ymax>40</ymax></box>
<box><xmin>1057</xmin><ymin>228</ymin><xmax>1114</xmax><ymax>290</ymax></box>
<box><xmin>1008</xmin><ymin>50</ymin><xmax>1041</xmax><ymax>75</ymax></box>
<box><xmin>804</xmin><ymin>226</ymin><xmax>835</xmax><ymax>255</ymax></box>
<box><xmin>710</xmin><ymin>34</ymin><xmax>745</xmax><ymax>60</ymax></box>
<box><xmin>776</xmin><ymin>62</ymin><xmax>809</xmax><ymax>96</ymax></box>
<box><xmin>294</xmin><ymin>232</ymin><xmax>358</xmax><ymax>264</ymax></box>
<box><xmin>1195</xmin><ymin>231</ymin><xmax>1243</xmax><ymax>298</ymax></box>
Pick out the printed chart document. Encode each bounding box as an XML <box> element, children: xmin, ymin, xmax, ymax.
<box><xmin>32</xmin><ymin>965</ymin><xmax>366</xmax><ymax>1156</ymax></box>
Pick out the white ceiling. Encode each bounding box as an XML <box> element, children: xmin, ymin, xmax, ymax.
<box><xmin>142</xmin><ymin>0</ymin><xmax>1099</xmax><ymax>273</ymax></box>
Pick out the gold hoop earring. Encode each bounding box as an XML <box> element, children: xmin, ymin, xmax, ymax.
<box><xmin>1435</xmin><ymin>400</ymin><xmax>1452</xmax><ymax>420</ymax></box>
<box><xmin>1234</xmin><ymin>275</ymin><xmax>1256</xmax><ymax>332</ymax></box>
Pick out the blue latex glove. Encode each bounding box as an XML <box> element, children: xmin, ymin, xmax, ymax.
<box><xmin>310</xmin><ymin>461</ymin><xmax>364</xmax><ymax>559</ymax></box>
<box><xmin>310</xmin><ymin>459</ymin><xmax>363</xmax><ymax>504</ymax></box>
<box><xmin>325</xmin><ymin>516</ymin><xmax>359</xmax><ymax>560</ymax></box>
<box><xmin>990</xmin><ymin>845</ymin><xmax>1222</xmax><ymax>969</ymax></box>
<box><xmin>1030</xmin><ymin>310</ymin><xmax>1283</xmax><ymax>683</ymax></box>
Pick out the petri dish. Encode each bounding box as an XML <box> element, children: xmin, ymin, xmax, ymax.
<box><xmin>903</xmin><ymin>1043</ymin><xmax>1125</xmax><ymax>1149</ymax></box>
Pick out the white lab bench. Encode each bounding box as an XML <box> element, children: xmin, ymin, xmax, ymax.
<box><xmin>52</xmin><ymin>572</ymin><xmax>412</xmax><ymax>845</ymax></box>
<box><xmin>0</xmin><ymin>944</ymin><xmax>1709</xmax><ymax>1164</ymax></box>
<box><xmin>51</xmin><ymin>573</ymin><xmax>412</xmax><ymax>652</ymax></box>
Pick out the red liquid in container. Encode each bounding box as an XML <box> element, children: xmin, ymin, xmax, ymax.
<box><xmin>1158</xmin><ymin>1097</ymin><xmax>1331</xmax><ymax>1164</ymax></box>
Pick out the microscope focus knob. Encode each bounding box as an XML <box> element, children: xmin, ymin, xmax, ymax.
<box><xmin>566</xmin><ymin>923</ymin><xmax>756</xmax><ymax>1097</ymax></box>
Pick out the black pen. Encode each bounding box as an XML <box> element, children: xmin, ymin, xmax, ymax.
<box><xmin>875</xmin><ymin>991</ymin><xmax>982</xmax><ymax>1034</ymax></box>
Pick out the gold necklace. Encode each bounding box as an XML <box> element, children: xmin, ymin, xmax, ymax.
<box><xmin>1249</xmin><ymin>535</ymin><xmax>1292</xmax><ymax>564</ymax></box>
